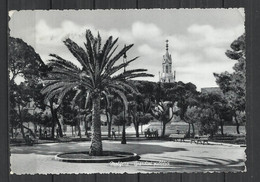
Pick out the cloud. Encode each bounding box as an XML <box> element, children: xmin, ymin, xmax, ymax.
<box><xmin>138</xmin><ymin>44</ymin><xmax>158</xmax><ymax>55</ymax></box>
<box><xmin>132</xmin><ymin>21</ymin><xmax>162</xmax><ymax>40</ymax></box>
<box><xmin>187</xmin><ymin>24</ymin><xmax>244</xmax><ymax>47</ymax></box>
<box><xmin>11</xmin><ymin>11</ymin><xmax>244</xmax><ymax>91</ymax></box>
<box><xmin>203</xmin><ymin>47</ymin><xmax>227</xmax><ymax>61</ymax></box>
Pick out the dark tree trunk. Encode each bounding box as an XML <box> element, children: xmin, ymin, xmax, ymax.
<box><xmin>50</xmin><ymin>106</ymin><xmax>55</xmax><ymax>139</ymax></box>
<box><xmin>56</xmin><ymin>118</ymin><xmax>63</xmax><ymax>138</ymax></box>
<box><xmin>220</xmin><ymin>120</ymin><xmax>224</xmax><ymax>136</ymax></box>
<box><xmin>191</xmin><ymin>123</ymin><xmax>195</xmax><ymax>136</ymax></box>
<box><xmin>11</xmin><ymin>125</ymin><xmax>14</xmax><ymax>138</ymax></box>
<box><xmin>89</xmin><ymin>94</ymin><xmax>103</xmax><ymax>156</ymax></box>
<box><xmin>49</xmin><ymin>100</ymin><xmax>63</xmax><ymax>138</ymax></box>
<box><xmin>108</xmin><ymin>121</ymin><xmax>112</xmax><ymax>138</ymax></box>
<box><xmin>235</xmin><ymin>117</ymin><xmax>240</xmax><ymax>134</ymax></box>
<box><xmin>22</xmin><ymin>124</ymin><xmax>36</xmax><ymax>138</ymax></box>
<box><xmin>84</xmin><ymin>115</ymin><xmax>89</xmax><ymax>137</ymax></box>
<box><xmin>187</xmin><ymin>123</ymin><xmax>191</xmax><ymax>137</ymax></box>
<box><xmin>134</xmin><ymin>122</ymin><xmax>139</xmax><ymax>137</ymax></box>
<box><xmin>106</xmin><ymin>112</ymin><xmax>112</xmax><ymax>138</ymax></box>
<box><xmin>18</xmin><ymin>105</ymin><xmax>25</xmax><ymax>140</ymax></box>
<box><xmin>20</xmin><ymin>123</ymin><xmax>25</xmax><ymax>139</ymax></box>
<box><xmin>51</xmin><ymin>123</ymin><xmax>55</xmax><ymax>139</ymax></box>
<box><xmin>77</xmin><ymin>120</ymin><xmax>82</xmax><ymax>138</ymax></box>
<box><xmin>161</xmin><ymin>122</ymin><xmax>166</xmax><ymax>137</ymax></box>
<box><xmin>15</xmin><ymin>128</ymin><xmax>18</xmax><ymax>139</ymax></box>
<box><xmin>121</xmin><ymin>122</ymin><xmax>126</xmax><ymax>144</ymax></box>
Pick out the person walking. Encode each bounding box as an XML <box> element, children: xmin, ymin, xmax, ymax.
<box><xmin>111</xmin><ymin>128</ymin><xmax>116</xmax><ymax>140</ymax></box>
<box><xmin>56</xmin><ymin>128</ymin><xmax>59</xmax><ymax>138</ymax></box>
<box><xmin>44</xmin><ymin>130</ymin><xmax>47</xmax><ymax>138</ymax></box>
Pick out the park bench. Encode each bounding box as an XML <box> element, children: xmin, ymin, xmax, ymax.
<box><xmin>169</xmin><ymin>134</ymin><xmax>186</xmax><ymax>142</ymax></box>
<box><xmin>191</xmin><ymin>135</ymin><xmax>209</xmax><ymax>145</ymax></box>
<box><xmin>234</xmin><ymin>136</ymin><xmax>246</xmax><ymax>144</ymax></box>
<box><xmin>144</xmin><ymin>129</ymin><xmax>159</xmax><ymax>138</ymax></box>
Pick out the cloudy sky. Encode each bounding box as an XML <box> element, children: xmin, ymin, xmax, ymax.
<box><xmin>9</xmin><ymin>9</ymin><xmax>244</xmax><ymax>90</ymax></box>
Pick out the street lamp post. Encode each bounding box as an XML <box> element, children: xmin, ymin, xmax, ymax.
<box><xmin>121</xmin><ymin>45</ymin><xmax>127</xmax><ymax>144</ymax></box>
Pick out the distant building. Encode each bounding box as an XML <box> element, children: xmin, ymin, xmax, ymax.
<box><xmin>160</xmin><ymin>40</ymin><xmax>176</xmax><ymax>83</ymax></box>
<box><xmin>201</xmin><ymin>87</ymin><xmax>223</xmax><ymax>95</ymax></box>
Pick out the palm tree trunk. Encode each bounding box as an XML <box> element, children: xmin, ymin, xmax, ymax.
<box><xmin>89</xmin><ymin>94</ymin><xmax>103</xmax><ymax>156</ymax></box>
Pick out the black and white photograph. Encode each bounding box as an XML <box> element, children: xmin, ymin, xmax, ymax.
<box><xmin>8</xmin><ymin>9</ymin><xmax>246</xmax><ymax>174</ymax></box>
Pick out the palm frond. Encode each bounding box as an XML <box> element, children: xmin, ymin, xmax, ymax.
<box><xmin>101</xmin><ymin>90</ymin><xmax>111</xmax><ymax>109</ymax></box>
<box><xmin>84</xmin><ymin>31</ymin><xmax>95</xmax><ymax>68</ymax></box>
<box><xmin>101</xmin><ymin>57</ymin><xmax>139</xmax><ymax>81</ymax></box>
<box><xmin>99</xmin><ymin>38</ymin><xmax>118</xmax><ymax>72</ymax></box>
<box><xmin>71</xmin><ymin>89</ymin><xmax>82</xmax><ymax>106</ymax></box>
<box><xmin>41</xmin><ymin>81</ymin><xmax>68</xmax><ymax>95</ymax></box>
<box><xmin>63</xmin><ymin>38</ymin><xmax>93</xmax><ymax>74</ymax></box>
<box><xmin>114</xmin><ymin>80</ymin><xmax>138</xmax><ymax>94</ymax></box>
<box><xmin>57</xmin><ymin>84</ymin><xmax>79</xmax><ymax>105</ymax></box>
<box><xmin>44</xmin><ymin>87</ymin><xmax>64</xmax><ymax>104</ymax></box>
<box><xmin>84</xmin><ymin>91</ymin><xmax>91</xmax><ymax>109</ymax></box>
<box><xmin>124</xmin><ymin>73</ymin><xmax>154</xmax><ymax>80</ymax></box>
<box><xmin>111</xmin><ymin>68</ymin><xmax>146</xmax><ymax>80</ymax></box>
<box><xmin>49</xmin><ymin>54</ymin><xmax>81</xmax><ymax>71</ymax></box>
<box><xmin>105</xmin><ymin>44</ymin><xmax>134</xmax><ymax>71</ymax></box>
<box><xmin>109</xmin><ymin>88</ymin><xmax>128</xmax><ymax>111</ymax></box>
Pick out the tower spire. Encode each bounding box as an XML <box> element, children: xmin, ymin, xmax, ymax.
<box><xmin>166</xmin><ymin>40</ymin><xmax>169</xmax><ymax>51</ymax></box>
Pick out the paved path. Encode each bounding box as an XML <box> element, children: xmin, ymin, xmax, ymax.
<box><xmin>10</xmin><ymin>140</ymin><xmax>246</xmax><ymax>174</ymax></box>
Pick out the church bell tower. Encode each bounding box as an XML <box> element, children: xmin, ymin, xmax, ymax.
<box><xmin>160</xmin><ymin>40</ymin><xmax>176</xmax><ymax>83</ymax></box>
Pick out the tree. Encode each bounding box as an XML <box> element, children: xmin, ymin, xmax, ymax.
<box><xmin>128</xmin><ymin>93</ymin><xmax>153</xmax><ymax>137</ymax></box>
<box><xmin>164</xmin><ymin>81</ymin><xmax>198</xmax><ymax>120</ymax></box>
<box><xmin>212</xmin><ymin>97</ymin><xmax>233</xmax><ymax>136</ymax></box>
<box><xmin>8</xmin><ymin>37</ymin><xmax>46</xmax><ymax>83</ymax></box>
<box><xmin>9</xmin><ymin>82</ymin><xmax>37</xmax><ymax>139</ymax></box>
<box><xmin>8</xmin><ymin>36</ymin><xmax>49</xmax><ymax>140</ymax></box>
<box><xmin>103</xmin><ymin>96</ymin><xmax>123</xmax><ymax>138</ymax></box>
<box><xmin>62</xmin><ymin>104</ymin><xmax>82</xmax><ymax>137</ymax></box>
<box><xmin>113</xmin><ymin>112</ymin><xmax>131</xmax><ymax>142</ymax></box>
<box><xmin>32</xmin><ymin>83</ymin><xmax>64</xmax><ymax>138</ymax></box>
<box><xmin>41</xmin><ymin>30</ymin><xmax>153</xmax><ymax>156</ymax></box>
<box><xmin>197</xmin><ymin>108</ymin><xmax>220</xmax><ymax>137</ymax></box>
<box><xmin>198</xmin><ymin>92</ymin><xmax>233</xmax><ymax>135</ymax></box>
<box><xmin>214</xmin><ymin>34</ymin><xmax>246</xmax><ymax>134</ymax></box>
<box><xmin>151</xmin><ymin>101</ymin><xmax>174</xmax><ymax>137</ymax></box>
<box><xmin>184</xmin><ymin>106</ymin><xmax>200</xmax><ymax>137</ymax></box>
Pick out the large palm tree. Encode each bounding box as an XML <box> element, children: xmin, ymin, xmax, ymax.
<box><xmin>41</xmin><ymin>30</ymin><xmax>153</xmax><ymax>156</ymax></box>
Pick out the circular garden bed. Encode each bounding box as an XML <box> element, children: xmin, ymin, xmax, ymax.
<box><xmin>55</xmin><ymin>151</ymin><xmax>140</xmax><ymax>163</ymax></box>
